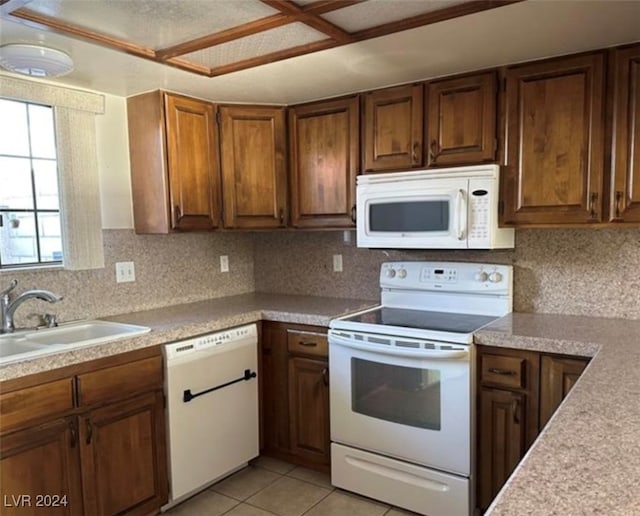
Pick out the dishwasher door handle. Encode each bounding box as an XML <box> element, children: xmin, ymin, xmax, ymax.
<box><xmin>183</xmin><ymin>368</ymin><xmax>257</xmax><ymax>403</ymax></box>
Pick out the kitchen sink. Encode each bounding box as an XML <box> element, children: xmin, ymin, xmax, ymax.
<box><xmin>0</xmin><ymin>320</ymin><xmax>151</xmax><ymax>365</ymax></box>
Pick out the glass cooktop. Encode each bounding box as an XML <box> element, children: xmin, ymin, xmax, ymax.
<box><xmin>341</xmin><ymin>307</ymin><xmax>498</xmax><ymax>335</ymax></box>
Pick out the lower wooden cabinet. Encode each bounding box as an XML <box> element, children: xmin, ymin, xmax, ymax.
<box><xmin>476</xmin><ymin>346</ymin><xmax>589</xmax><ymax>512</ymax></box>
<box><xmin>0</xmin><ymin>418</ymin><xmax>84</xmax><ymax>515</ymax></box>
<box><xmin>260</xmin><ymin>321</ymin><xmax>330</xmax><ymax>470</ymax></box>
<box><xmin>0</xmin><ymin>350</ymin><xmax>168</xmax><ymax>516</ymax></box>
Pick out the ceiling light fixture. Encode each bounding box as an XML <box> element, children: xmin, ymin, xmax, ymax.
<box><xmin>0</xmin><ymin>43</ymin><xmax>74</xmax><ymax>77</ymax></box>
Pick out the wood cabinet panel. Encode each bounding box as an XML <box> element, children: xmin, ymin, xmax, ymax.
<box><xmin>220</xmin><ymin>105</ymin><xmax>287</xmax><ymax>228</ymax></box>
<box><xmin>76</xmin><ymin>356</ymin><xmax>163</xmax><ymax>408</ymax></box>
<box><xmin>127</xmin><ymin>91</ymin><xmax>220</xmax><ymax>233</ymax></box>
<box><xmin>288</xmin><ymin>356</ymin><xmax>330</xmax><ymax>465</ymax></box>
<box><xmin>289</xmin><ymin>97</ymin><xmax>359</xmax><ymax>227</ymax></box>
<box><xmin>363</xmin><ymin>84</ymin><xmax>423</xmax><ymax>172</ymax></box>
<box><xmin>0</xmin><ymin>418</ymin><xmax>83</xmax><ymax>515</ymax></box>
<box><xmin>503</xmin><ymin>52</ymin><xmax>605</xmax><ymax>225</ymax></box>
<box><xmin>0</xmin><ymin>377</ymin><xmax>74</xmax><ymax>433</ymax></box>
<box><xmin>478</xmin><ymin>387</ymin><xmax>525</xmax><ymax>511</ymax></box>
<box><xmin>480</xmin><ymin>353</ymin><xmax>525</xmax><ymax>389</ymax></box>
<box><xmin>539</xmin><ymin>355</ymin><xmax>588</xmax><ymax>428</ymax></box>
<box><xmin>260</xmin><ymin>322</ymin><xmax>290</xmax><ymax>455</ymax></box>
<box><xmin>610</xmin><ymin>44</ymin><xmax>640</xmax><ymax>223</ymax></box>
<box><xmin>165</xmin><ymin>94</ymin><xmax>220</xmax><ymax>231</ymax></box>
<box><xmin>426</xmin><ymin>72</ymin><xmax>497</xmax><ymax>166</ymax></box>
<box><xmin>79</xmin><ymin>392</ymin><xmax>167</xmax><ymax>516</ymax></box>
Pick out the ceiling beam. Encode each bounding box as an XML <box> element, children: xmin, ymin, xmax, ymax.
<box><xmin>208</xmin><ymin>38</ymin><xmax>337</xmax><ymax>77</ymax></box>
<box><xmin>302</xmin><ymin>1</ymin><xmax>364</xmax><ymax>16</ymax></box>
<box><xmin>156</xmin><ymin>14</ymin><xmax>293</xmax><ymax>60</ymax></box>
<box><xmin>260</xmin><ymin>0</ymin><xmax>354</xmax><ymax>44</ymax></box>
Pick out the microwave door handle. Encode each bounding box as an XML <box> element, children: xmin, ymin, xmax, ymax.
<box><xmin>329</xmin><ymin>333</ymin><xmax>469</xmax><ymax>360</ymax></box>
<box><xmin>457</xmin><ymin>189</ymin><xmax>467</xmax><ymax>240</ymax></box>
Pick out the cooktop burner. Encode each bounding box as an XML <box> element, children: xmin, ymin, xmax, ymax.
<box><xmin>341</xmin><ymin>307</ymin><xmax>499</xmax><ymax>334</ymax></box>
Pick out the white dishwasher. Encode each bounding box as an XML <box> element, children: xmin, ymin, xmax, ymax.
<box><xmin>163</xmin><ymin>323</ymin><xmax>259</xmax><ymax>509</ymax></box>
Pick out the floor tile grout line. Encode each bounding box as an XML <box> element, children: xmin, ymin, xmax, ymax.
<box><xmin>298</xmin><ymin>486</ymin><xmax>336</xmax><ymax>516</ymax></box>
<box><xmin>241</xmin><ymin>499</ymin><xmax>283</xmax><ymax>516</ymax></box>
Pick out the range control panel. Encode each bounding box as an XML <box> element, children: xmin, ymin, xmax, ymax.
<box><xmin>380</xmin><ymin>261</ymin><xmax>512</xmax><ymax>293</ymax></box>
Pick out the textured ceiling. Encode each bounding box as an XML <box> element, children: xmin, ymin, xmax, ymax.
<box><xmin>0</xmin><ymin>0</ymin><xmax>639</xmax><ymax>104</ymax></box>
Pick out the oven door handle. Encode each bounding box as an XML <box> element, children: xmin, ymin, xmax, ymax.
<box><xmin>329</xmin><ymin>334</ymin><xmax>469</xmax><ymax>360</ymax></box>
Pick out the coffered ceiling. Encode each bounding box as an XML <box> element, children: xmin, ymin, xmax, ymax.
<box><xmin>1</xmin><ymin>0</ymin><xmax>639</xmax><ymax>104</ymax></box>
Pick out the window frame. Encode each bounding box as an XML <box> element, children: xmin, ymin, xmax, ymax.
<box><xmin>0</xmin><ymin>97</ymin><xmax>63</xmax><ymax>269</ymax></box>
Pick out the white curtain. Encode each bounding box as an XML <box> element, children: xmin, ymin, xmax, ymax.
<box><xmin>0</xmin><ymin>74</ymin><xmax>105</xmax><ymax>270</ymax></box>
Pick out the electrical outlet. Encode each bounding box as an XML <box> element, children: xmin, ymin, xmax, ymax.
<box><xmin>220</xmin><ymin>255</ymin><xmax>229</xmax><ymax>272</ymax></box>
<box><xmin>333</xmin><ymin>254</ymin><xmax>343</xmax><ymax>272</ymax></box>
<box><xmin>115</xmin><ymin>261</ymin><xmax>135</xmax><ymax>283</ymax></box>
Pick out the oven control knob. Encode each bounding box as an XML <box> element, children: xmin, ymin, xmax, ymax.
<box><xmin>397</xmin><ymin>269</ymin><xmax>407</xmax><ymax>279</ymax></box>
<box><xmin>475</xmin><ymin>271</ymin><xmax>488</xmax><ymax>282</ymax></box>
<box><xmin>386</xmin><ymin>269</ymin><xmax>396</xmax><ymax>278</ymax></box>
<box><xmin>489</xmin><ymin>272</ymin><xmax>503</xmax><ymax>283</ymax></box>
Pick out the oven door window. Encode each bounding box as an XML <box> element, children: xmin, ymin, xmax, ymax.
<box><xmin>369</xmin><ymin>200</ymin><xmax>449</xmax><ymax>232</ymax></box>
<box><xmin>351</xmin><ymin>358</ymin><xmax>441</xmax><ymax>430</ymax></box>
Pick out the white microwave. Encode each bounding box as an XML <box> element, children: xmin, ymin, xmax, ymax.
<box><xmin>356</xmin><ymin>164</ymin><xmax>514</xmax><ymax>249</ymax></box>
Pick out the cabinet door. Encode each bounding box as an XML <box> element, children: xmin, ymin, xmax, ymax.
<box><xmin>0</xmin><ymin>418</ymin><xmax>83</xmax><ymax>515</ymax></box>
<box><xmin>289</xmin><ymin>97</ymin><xmax>359</xmax><ymax>228</ymax></box>
<box><xmin>78</xmin><ymin>392</ymin><xmax>167</xmax><ymax>516</ymax></box>
<box><xmin>288</xmin><ymin>356</ymin><xmax>330</xmax><ymax>465</ymax></box>
<box><xmin>220</xmin><ymin>106</ymin><xmax>287</xmax><ymax>228</ymax></box>
<box><xmin>362</xmin><ymin>84</ymin><xmax>423</xmax><ymax>172</ymax></box>
<box><xmin>610</xmin><ymin>44</ymin><xmax>640</xmax><ymax>223</ymax></box>
<box><xmin>503</xmin><ymin>53</ymin><xmax>605</xmax><ymax>225</ymax></box>
<box><xmin>477</xmin><ymin>388</ymin><xmax>526</xmax><ymax>512</ymax></box>
<box><xmin>426</xmin><ymin>72</ymin><xmax>497</xmax><ymax>166</ymax></box>
<box><xmin>260</xmin><ymin>322</ymin><xmax>291</xmax><ymax>455</ymax></box>
<box><xmin>539</xmin><ymin>355</ymin><xmax>588</xmax><ymax>428</ymax></box>
<box><xmin>165</xmin><ymin>94</ymin><xmax>220</xmax><ymax>231</ymax></box>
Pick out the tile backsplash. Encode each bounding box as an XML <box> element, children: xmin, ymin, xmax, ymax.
<box><xmin>253</xmin><ymin>228</ymin><xmax>640</xmax><ymax>320</ymax></box>
<box><xmin>2</xmin><ymin>227</ymin><xmax>638</xmax><ymax>326</ymax></box>
<box><xmin>2</xmin><ymin>230</ymin><xmax>254</xmax><ymax>328</ymax></box>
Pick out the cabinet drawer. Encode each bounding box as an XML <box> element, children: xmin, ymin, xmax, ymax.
<box><xmin>0</xmin><ymin>378</ymin><xmax>74</xmax><ymax>433</ymax></box>
<box><xmin>287</xmin><ymin>330</ymin><xmax>328</xmax><ymax>358</ymax></box>
<box><xmin>77</xmin><ymin>356</ymin><xmax>163</xmax><ymax>407</ymax></box>
<box><xmin>480</xmin><ymin>354</ymin><xmax>526</xmax><ymax>389</ymax></box>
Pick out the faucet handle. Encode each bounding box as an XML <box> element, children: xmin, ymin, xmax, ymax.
<box><xmin>43</xmin><ymin>313</ymin><xmax>58</xmax><ymax>328</ymax></box>
<box><xmin>1</xmin><ymin>279</ymin><xmax>18</xmax><ymax>298</ymax></box>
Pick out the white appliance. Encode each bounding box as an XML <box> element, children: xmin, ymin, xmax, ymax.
<box><xmin>163</xmin><ymin>324</ymin><xmax>259</xmax><ymax>509</ymax></box>
<box><xmin>356</xmin><ymin>164</ymin><xmax>514</xmax><ymax>249</ymax></box>
<box><xmin>329</xmin><ymin>261</ymin><xmax>513</xmax><ymax>516</ymax></box>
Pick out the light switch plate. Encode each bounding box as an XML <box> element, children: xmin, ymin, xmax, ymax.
<box><xmin>220</xmin><ymin>255</ymin><xmax>229</xmax><ymax>272</ymax></box>
<box><xmin>333</xmin><ymin>254</ymin><xmax>343</xmax><ymax>272</ymax></box>
<box><xmin>115</xmin><ymin>261</ymin><xmax>135</xmax><ymax>283</ymax></box>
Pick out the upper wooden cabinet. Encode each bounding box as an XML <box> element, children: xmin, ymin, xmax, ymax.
<box><xmin>426</xmin><ymin>72</ymin><xmax>497</xmax><ymax>167</ymax></box>
<box><xmin>362</xmin><ymin>84</ymin><xmax>424</xmax><ymax>172</ymax></box>
<box><xmin>219</xmin><ymin>105</ymin><xmax>287</xmax><ymax>229</ymax></box>
<box><xmin>288</xmin><ymin>97</ymin><xmax>359</xmax><ymax>228</ymax></box>
<box><xmin>128</xmin><ymin>91</ymin><xmax>220</xmax><ymax>233</ymax></box>
<box><xmin>502</xmin><ymin>52</ymin><xmax>606</xmax><ymax>225</ymax></box>
<box><xmin>610</xmin><ymin>44</ymin><xmax>640</xmax><ymax>223</ymax></box>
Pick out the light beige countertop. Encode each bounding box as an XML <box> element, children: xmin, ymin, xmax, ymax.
<box><xmin>476</xmin><ymin>312</ymin><xmax>640</xmax><ymax>516</ymax></box>
<box><xmin>0</xmin><ymin>293</ymin><xmax>375</xmax><ymax>382</ymax></box>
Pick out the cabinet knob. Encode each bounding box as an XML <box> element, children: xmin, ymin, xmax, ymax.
<box><xmin>69</xmin><ymin>420</ymin><xmax>77</xmax><ymax>448</ymax></box>
<box><xmin>351</xmin><ymin>205</ymin><xmax>356</xmax><ymax>224</ymax></box>
<box><xmin>85</xmin><ymin>418</ymin><xmax>93</xmax><ymax>445</ymax></box>
<box><xmin>322</xmin><ymin>366</ymin><xmax>329</xmax><ymax>386</ymax></box>
<box><xmin>279</xmin><ymin>208</ymin><xmax>285</xmax><ymax>225</ymax></box>
<box><xmin>429</xmin><ymin>139</ymin><xmax>437</xmax><ymax>162</ymax></box>
<box><xmin>412</xmin><ymin>141</ymin><xmax>421</xmax><ymax>164</ymax></box>
<box><xmin>511</xmin><ymin>398</ymin><xmax>520</xmax><ymax>424</ymax></box>
<box><xmin>615</xmin><ymin>190</ymin><xmax>623</xmax><ymax>219</ymax></box>
<box><xmin>589</xmin><ymin>192</ymin><xmax>598</xmax><ymax>221</ymax></box>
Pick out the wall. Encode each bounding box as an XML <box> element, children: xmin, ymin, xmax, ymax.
<box><xmin>5</xmin><ymin>230</ymin><xmax>254</xmax><ymax>327</ymax></box>
<box><xmin>253</xmin><ymin>228</ymin><xmax>640</xmax><ymax>320</ymax></box>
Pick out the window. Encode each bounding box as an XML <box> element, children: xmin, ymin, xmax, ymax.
<box><xmin>0</xmin><ymin>98</ymin><xmax>63</xmax><ymax>268</ymax></box>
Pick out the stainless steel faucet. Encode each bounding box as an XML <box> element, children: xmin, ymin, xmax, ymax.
<box><xmin>1</xmin><ymin>280</ymin><xmax>63</xmax><ymax>333</ymax></box>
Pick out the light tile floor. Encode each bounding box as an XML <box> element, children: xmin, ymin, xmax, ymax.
<box><xmin>166</xmin><ymin>456</ymin><xmax>421</xmax><ymax>516</ymax></box>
